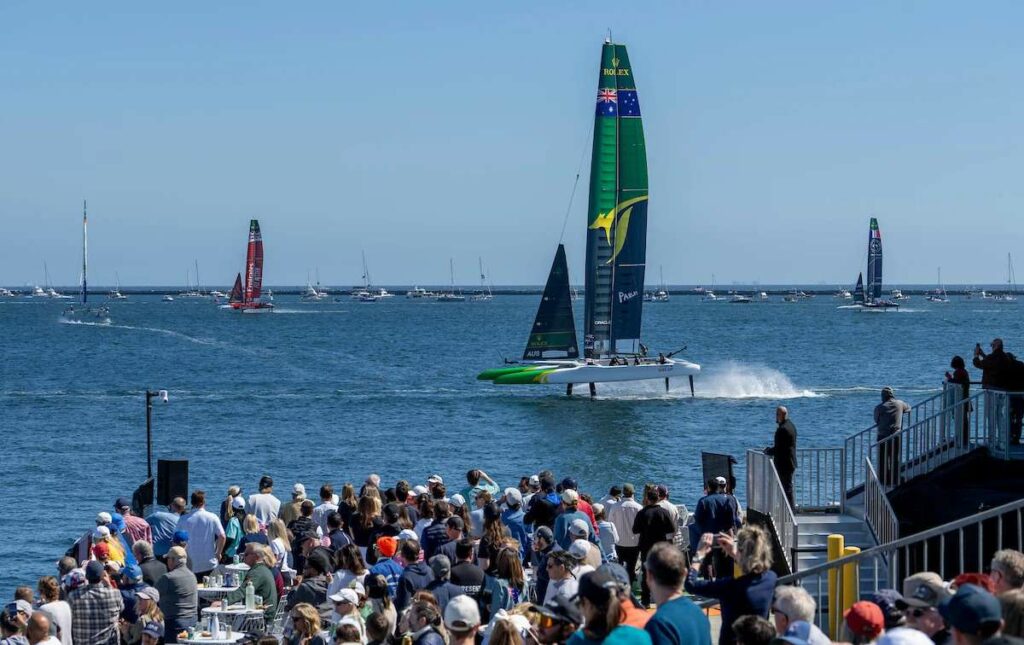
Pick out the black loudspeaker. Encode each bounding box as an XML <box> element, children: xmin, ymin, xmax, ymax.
<box><xmin>157</xmin><ymin>459</ymin><xmax>189</xmax><ymax>506</ymax></box>
<box><xmin>701</xmin><ymin>452</ymin><xmax>737</xmax><ymax>494</ymax></box>
<box><xmin>132</xmin><ymin>478</ymin><xmax>154</xmax><ymax>515</ymax></box>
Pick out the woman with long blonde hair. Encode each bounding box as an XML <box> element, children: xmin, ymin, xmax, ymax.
<box><xmin>268</xmin><ymin>518</ymin><xmax>295</xmax><ymax>580</ymax></box>
<box><xmin>288</xmin><ymin>602</ymin><xmax>327</xmax><ymax>645</ymax></box>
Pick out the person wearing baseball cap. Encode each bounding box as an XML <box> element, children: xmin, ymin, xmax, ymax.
<box><xmin>553</xmin><ymin>489</ymin><xmax>596</xmax><ymax>550</ymax></box>
<box><xmin>223</xmin><ymin>495</ymin><xmax>247</xmax><ymax>562</ymax></box>
<box><xmin>140</xmin><ymin>620</ymin><xmax>163</xmax><ymax>645</ymax></box>
<box><xmin>68</xmin><ymin>561</ymin><xmax>123</xmax><ymax>644</ymax></box>
<box><xmin>939</xmin><ymin>584</ymin><xmax>1009</xmax><ymax>645</ymax></box>
<box><xmin>693</xmin><ymin>476</ymin><xmax>740</xmax><ymax>577</ymax></box>
<box><xmin>574</xmin><ymin>570</ymin><xmax>651</xmax><ymax>644</ymax></box>
<box><xmin>531</xmin><ymin>595</ymin><xmax>583</xmax><ymax>644</ymax></box>
<box><xmin>524</xmin><ymin>475</ymin><xmax>560</xmax><ymax>531</ymax></box>
<box><xmin>329</xmin><ymin>588</ymin><xmax>363</xmax><ymax>635</ymax></box>
<box><xmin>444</xmin><ymin>594</ymin><xmax>481</xmax><ymax>645</ymax></box>
<box><xmin>424</xmin><ymin>555</ymin><xmax>464</xmax><ymax>612</ymax></box>
<box><xmin>123</xmin><ymin>586</ymin><xmax>162</xmax><ymax>645</ymax></box>
<box><xmin>278</xmin><ymin>482</ymin><xmax>308</xmax><ymax>526</ymax></box>
<box><xmin>368</xmin><ymin>537</ymin><xmax>404</xmax><ymax>598</ymax></box>
<box><xmin>876</xmin><ymin>386</ymin><xmax>911</xmax><ymax>486</ymax></box>
<box><xmin>247</xmin><ymin>475</ymin><xmax>281</xmax><ymax>526</ymax></box>
<box><xmin>844</xmin><ymin>600</ymin><xmax>886</xmax><ymax>644</ymax></box>
<box><xmin>897</xmin><ymin>572</ymin><xmax>953</xmax><ymax>644</ymax></box>
<box><xmin>114</xmin><ymin>497</ymin><xmax>153</xmax><ymax>545</ymax></box>
<box><xmin>872</xmin><ymin>589</ymin><xmax>907</xmax><ymax>630</ymax></box>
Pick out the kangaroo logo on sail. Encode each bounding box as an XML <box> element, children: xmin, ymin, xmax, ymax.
<box><xmin>618</xmin><ymin>290</ymin><xmax>639</xmax><ymax>303</ymax></box>
<box><xmin>589</xmin><ymin>196</ymin><xmax>649</xmax><ymax>264</ymax></box>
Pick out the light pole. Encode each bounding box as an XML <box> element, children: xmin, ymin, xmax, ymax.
<box><xmin>145</xmin><ymin>389</ymin><xmax>169</xmax><ymax>479</ymax></box>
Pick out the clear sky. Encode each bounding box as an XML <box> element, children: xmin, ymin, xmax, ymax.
<box><xmin>1</xmin><ymin>2</ymin><xmax>1021</xmax><ymax>287</ymax></box>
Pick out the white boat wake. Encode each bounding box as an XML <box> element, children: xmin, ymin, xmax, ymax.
<box><xmin>59</xmin><ymin>319</ymin><xmax>220</xmax><ymax>347</ymax></box>
<box><xmin>694</xmin><ymin>362</ymin><xmax>820</xmax><ymax>399</ymax></box>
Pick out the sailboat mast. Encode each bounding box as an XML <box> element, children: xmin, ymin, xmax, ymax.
<box><xmin>195</xmin><ymin>259</ymin><xmax>201</xmax><ymax>295</ymax></box>
<box><xmin>82</xmin><ymin>200</ymin><xmax>88</xmax><ymax>304</ymax></box>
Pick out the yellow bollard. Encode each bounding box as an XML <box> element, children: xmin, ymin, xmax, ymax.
<box><xmin>842</xmin><ymin>545</ymin><xmax>862</xmax><ymax>631</ymax></box>
<box><xmin>827</xmin><ymin>534</ymin><xmax>845</xmax><ymax>639</ymax></box>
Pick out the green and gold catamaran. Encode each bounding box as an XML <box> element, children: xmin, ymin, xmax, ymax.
<box><xmin>478</xmin><ymin>39</ymin><xmax>700</xmax><ymax>396</ymax></box>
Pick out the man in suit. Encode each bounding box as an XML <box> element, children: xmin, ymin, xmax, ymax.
<box><xmin>765</xmin><ymin>406</ymin><xmax>797</xmax><ymax>508</ymax></box>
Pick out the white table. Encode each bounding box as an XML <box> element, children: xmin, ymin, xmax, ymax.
<box><xmin>196</xmin><ymin>586</ymin><xmax>239</xmax><ymax>601</ymax></box>
<box><xmin>179</xmin><ymin>632</ymin><xmax>244</xmax><ymax>644</ymax></box>
<box><xmin>202</xmin><ymin>604</ymin><xmax>267</xmax><ymax>632</ymax></box>
<box><xmin>220</xmin><ymin>562</ymin><xmax>250</xmax><ymax>573</ymax></box>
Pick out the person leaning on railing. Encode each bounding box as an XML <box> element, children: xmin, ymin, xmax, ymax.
<box><xmin>684</xmin><ymin>525</ymin><xmax>777</xmax><ymax>645</ymax></box>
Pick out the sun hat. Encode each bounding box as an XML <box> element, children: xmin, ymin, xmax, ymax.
<box><xmin>329</xmin><ymin>588</ymin><xmax>360</xmax><ymax>605</ymax></box>
<box><xmin>444</xmin><ymin>594</ymin><xmax>481</xmax><ymax>631</ymax></box>
<box><xmin>845</xmin><ymin>601</ymin><xmax>885</xmax><ymax>640</ymax></box>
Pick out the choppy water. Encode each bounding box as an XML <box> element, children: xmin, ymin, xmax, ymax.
<box><xmin>2</xmin><ymin>293</ymin><xmax>1021</xmax><ymax>592</ymax></box>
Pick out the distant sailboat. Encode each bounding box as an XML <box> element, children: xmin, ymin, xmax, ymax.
<box><xmin>301</xmin><ymin>268</ymin><xmax>329</xmax><ymax>301</ymax></box>
<box><xmin>42</xmin><ymin>261</ymin><xmax>71</xmax><ymax>299</ymax></box>
<box><xmin>471</xmin><ymin>258</ymin><xmax>494</xmax><ymax>301</ymax></box>
<box><xmin>993</xmin><ymin>254</ymin><xmax>1018</xmax><ymax>303</ymax></box>
<box><xmin>926</xmin><ymin>268</ymin><xmax>949</xmax><ymax>303</ymax></box>
<box><xmin>436</xmin><ymin>258</ymin><xmax>465</xmax><ymax>302</ymax></box>
<box><xmin>647</xmin><ymin>266</ymin><xmax>669</xmax><ymax>302</ymax></box>
<box><xmin>62</xmin><ymin>201</ymin><xmax>111</xmax><ymax>323</ymax></box>
<box><xmin>478</xmin><ymin>38</ymin><xmax>700</xmax><ymax>395</ymax></box>
<box><xmin>108</xmin><ymin>273</ymin><xmax>128</xmax><ymax>300</ymax></box>
<box><xmin>225</xmin><ymin>220</ymin><xmax>274</xmax><ymax>313</ymax></box>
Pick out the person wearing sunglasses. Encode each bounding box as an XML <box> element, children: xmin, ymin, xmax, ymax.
<box><xmin>542</xmin><ymin>551</ymin><xmax>579</xmax><ymax>606</ymax></box>
<box><xmin>895</xmin><ymin>572</ymin><xmax>952</xmax><ymax>645</ymax></box>
<box><xmin>531</xmin><ymin>596</ymin><xmax>582</xmax><ymax>645</ymax></box>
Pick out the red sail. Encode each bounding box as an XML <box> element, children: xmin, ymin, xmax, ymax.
<box><xmin>229</xmin><ymin>272</ymin><xmax>243</xmax><ymax>303</ymax></box>
<box><xmin>243</xmin><ymin>220</ymin><xmax>263</xmax><ymax>302</ymax></box>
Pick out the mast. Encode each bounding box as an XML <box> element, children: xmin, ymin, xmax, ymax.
<box><xmin>194</xmin><ymin>259</ymin><xmax>202</xmax><ymax>295</ymax></box>
<box><xmin>450</xmin><ymin>258</ymin><xmax>456</xmax><ymax>293</ymax></box>
<box><xmin>361</xmin><ymin>251</ymin><xmax>371</xmax><ymax>290</ymax></box>
<box><xmin>583</xmin><ymin>39</ymin><xmax>648</xmax><ymax>357</ymax></box>
<box><xmin>81</xmin><ymin>200</ymin><xmax>88</xmax><ymax>304</ymax></box>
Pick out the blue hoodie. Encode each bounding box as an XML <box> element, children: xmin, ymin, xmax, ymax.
<box><xmin>501</xmin><ymin>508</ymin><xmax>531</xmax><ymax>560</ymax></box>
<box><xmin>395</xmin><ymin>561</ymin><xmax>435</xmax><ymax>612</ymax></box>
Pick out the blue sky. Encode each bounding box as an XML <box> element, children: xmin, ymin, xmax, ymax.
<box><xmin>1</xmin><ymin>2</ymin><xmax>1021</xmax><ymax>287</ymax></box>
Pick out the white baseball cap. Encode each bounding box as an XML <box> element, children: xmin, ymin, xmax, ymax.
<box><xmin>444</xmin><ymin>594</ymin><xmax>481</xmax><ymax>630</ymax></box>
<box><xmin>292</xmin><ymin>483</ymin><xmax>306</xmax><ymax>497</ymax></box>
<box><xmin>231</xmin><ymin>497</ymin><xmax>246</xmax><ymax>510</ymax></box>
<box><xmin>329</xmin><ymin>588</ymin><xmax>360</xmax><ymax>605</ymax></box>
<box><xmin>427</xmin><ymin>474</ymin><xmax>444</xmax><ymax>485</ymax></box>
<box><xmin>569</xmin><ymin>518</ymin><xmax>589</xmax><ymax>537</ymax></box>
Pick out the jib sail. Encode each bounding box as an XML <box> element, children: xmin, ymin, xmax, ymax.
<box><xmin>524</xmin><ymin>244</ymin><xmax>579</xmax><ymax>360</ymax></box>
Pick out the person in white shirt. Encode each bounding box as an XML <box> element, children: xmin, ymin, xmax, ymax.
<box><xmin>175</xmin><ymin>490</ymin><xmax>226</xmax><ymax>580</ymax></box>
<box><xmin>312</xmin><ymin>484</ymin><xmax>339</xmax><ymax>535</ymax></box>
<box><xmin>36</xmin><ymin>576</ymin><xmax>72</xmax><ymax>645</ymax></box>
<box><xmin>656</xmin><ymin>484</ymin><xmax>680</xmax><ymax>525</ymax></box>
<box><xmin>542</xmin><ymin>551</ymin><xmax>579</xmax><ymax>606</ymax></box>
<box><xmin>247</xmin><ymin>475</ymin><xmax>282</xmax><ymax>526</ymax></box>
<box><xmin>606</xmin><ymin>483</ymin><xmax>643</xmax><ymax>586</ymax></box>
<box><xmin>592</xmin><ymin>503</ymin><xmax>620</xmax><ymax>562</ymax></box>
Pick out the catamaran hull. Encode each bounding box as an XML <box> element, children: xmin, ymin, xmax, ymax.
<box><xmin>222</xmin><ymin>303</ymin><xmax>275</xmax><ymax>314</ymax></box>
<box><xmin>484</xmin><ymin>359</ymin><xmax>700</xmax><ymax>385</ymax></box>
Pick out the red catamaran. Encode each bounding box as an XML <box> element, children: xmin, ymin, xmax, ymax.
<box><xmin>227</xmin><ymin>220</ymin><xmax>274</xmax><ymax>314</ymax></box>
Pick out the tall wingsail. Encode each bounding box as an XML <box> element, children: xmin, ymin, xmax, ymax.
<box><xmin>229</xmin><ymin>273</ymin><xmax>243</xmax><ymax>304</ymax></box>
<box><xmin>853</xmin><ymin>272</ymin><xmax>865</xmax><ymax>304</ymax></box>
<box><xmin>243</xmin><ymin>220</ymin><xmax>264</xmax><ymax>303</ymax></box>
<box><xmin>583</xmin><ymin>40</ymin><xmax>649</xmax><ymax>358</ymax></box>
<box><xmin>81</xmin><ymin>200</ymin><xmax>88</xmax><ymax>304</ymax></box>
<box><xmin>524</xmin><ymin>245</ymin><xmax>579</xmax><ymax>360</ymax></box>
<box><xmin>866</xmin><ymin>218</ymin><xmax>883</xmax><ymax>302</ymax></box>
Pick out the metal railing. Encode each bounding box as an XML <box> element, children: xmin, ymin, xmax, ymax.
<box><xmin>777</xmin><ymin>494</ymin><xmax>1024</xmax><ymax>629</ymax></box>
<box><xmin>747</xmin><ymin>449</ymin><xmax>798</xmax><ymax>572</ymax></box>
<box><xmin>793</xmin><ymin>448</ymin><xmax>846</xmax><ymax>513</ymax></box>
<box><xmin>843</xmin><ymin>387</ymin><xmax>950</xmax><ymax>494</ymax></box>
<box><xmin>871</xmin><ymin>389</ymin><xmax>987</xmax><ymax>489</ymax></box>
<box><xmin>863</xmin><ymin>459</ymin><xmax>898</xmax><ymax>546</ymax></box>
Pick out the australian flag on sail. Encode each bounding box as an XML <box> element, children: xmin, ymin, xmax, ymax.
<box><xmin>617</xmin><ymin>90</ymin><xmax>641</xmax><ymax>117</ymax></box>
<box><xmin>596</xmin><ymin>89</ymin><xmax>617</xmax><ymax>117</ymax></box>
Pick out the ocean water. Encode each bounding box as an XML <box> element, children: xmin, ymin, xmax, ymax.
<box><xmin>2</xmin><ymin>293</ymin><xmax>1021</xmax><ymax>592</ymax></box>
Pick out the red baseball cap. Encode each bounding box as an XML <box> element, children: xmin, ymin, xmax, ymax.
<box><xmin>845</xmin><ymin>601</ymin><xmax>884</xmax><ymax>640</ymax></box>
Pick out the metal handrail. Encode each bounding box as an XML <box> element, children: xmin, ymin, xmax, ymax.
<box><xmin>747</xmin><ymin>449</ymin><xmax>798</xmax><ymax>572</ymax></box>
<box><xmin>779</xmin><ymin>494</ymin><xmax>1024</xmax><ymax>585</ymax></box>
<box><xmin>869</xmin><ymin>389</ymin><xmax>987</xmax><ymax>489</ymax></box>
<box><xmin>793</xmin><ymin>448</ymin><xmax>845</xmax><ymax>513</ymax></box>
<box><xmin>863</xmin><ymin>459</ymin><xmax>898</xmax><ymax>546</ymax></box>
<box><xmin>843</xmin><ymin>387</ymin><xmax>949</xmax><ymax>494</ymax></box>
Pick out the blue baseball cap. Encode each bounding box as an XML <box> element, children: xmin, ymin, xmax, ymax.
<box><xmin>939</xmin><ymin>584</ymin><xmax>1002</xmax><ymax>635</ymax></box>
<box><xmin>123</xmin><ymin>563</ymin><xmax>143</xmax><ymax>583</ymax></box>
<box><xmin>778</xmin><ymin>620</ymin><xmax>812</xmax><ymax>645</ymax></box>
<box><xmin>172</xmin><ymin>530</ymin><xmax>189</xmax><ymax>544</ymax></box>
<box><xmin>109</xmin><ymin>513</ymin><xmax>126</xmax><ymax>532</ymax></box>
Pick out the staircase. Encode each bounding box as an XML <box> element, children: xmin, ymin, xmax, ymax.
<box><xmin>795</xmin><ymin>507</ymin><xmax>888</xmax><ymax>597</ymax></box>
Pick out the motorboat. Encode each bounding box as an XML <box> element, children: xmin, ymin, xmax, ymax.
<box><xmin>162</xmin><ymin>295</ymin><xmax>174</xmax><ymax>302</ymax></box>
<box><xmin>891</xmin><ymin>289</ymin><xmax>910</xmax><ymax>301</ymax></box>
<box><xmin>700</xmin><ymin>290</ymin><xmax>720</xmax><ymax>302</ymax></box>
<box><xmin>729</xmin><ymin>293</ymin><xmax>753</xmax><ymax>303</ymax></box>
<box><xmin>834</xmin><ymin>288</ymin><xmax>852</xmax><ymax>300</ymax></box>
<box><xmin>406</xmin><ymin>286</ymin><xmax>434</xmax><ymax>299</ymax></box>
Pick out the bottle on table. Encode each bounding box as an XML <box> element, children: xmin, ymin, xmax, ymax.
<box><xmin>244</xmin><ymin>580</ymin><xmax>255</xmax><ymax>610</ymax></box>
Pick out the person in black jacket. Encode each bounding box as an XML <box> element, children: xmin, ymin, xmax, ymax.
<box><xmin>421</xmin><ymin>504</ymin><xmax>452</xmax><ymax>560</ymax></box>
<box><xmin>764</xmin><ymin>406</ymin><xmax>797</xmax><ymax>508</ymax></box>
<box><xmin>523</xmin><ymin>476</ymin><xmax>559</xmax><ymax>530</ymax></box>
<box><xmin>632</xmin><ymin>487</ymin><xmax>676</xmax><ymax>606</ymax></box>
<box><xmin>395</xmin><ymin>539</ymin><xmax>434</xmax><ymax>612</ymax></box>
